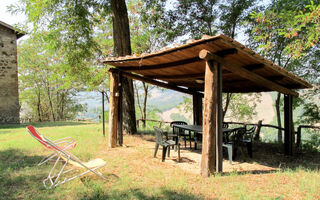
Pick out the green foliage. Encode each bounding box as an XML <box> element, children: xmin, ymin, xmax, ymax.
<box><xmin>249</xmin><ymin>0</ymin><xmax>320</xmax><ymax>58</ymax></box>
<box><xmin>18</xmin><ymin>33</ymin><xmax>88</xmax><ymax>122</ymax></box>
<box><xmin>248</xmin><ymin>0</ymin><xmax>320</xmax><ymax>127</ymax></box>
<box><xmin>219</xmin><ymin>0</ymin><xmax>257</xmax><ymax>38</ymax></box>
<box><xmin>302</xmin><ymin>131</ymin><xmax>320</xmax><ymax>152</ymax></box>
<box><xmin>11</xmin><ymin>0</ymin><xmax>111</xmax><ymax>87</ymax></box>
<box><xmin>299</xmin><ymin>87</ymin><xmax>320</xmax><ymax>124</ymax></box>
<box><xmin>225</xmin><ymin>93</ymin><xmax>261</xmax><ymax>122</ymax></box>
<box><xmin>178</xmin><ymin>93</ymin><xmax>261</xmax><ymax>123</ymax></box>
<box><xmin>177</xmin><ymin>96</ymin><xmax>193</xmax><ymax>114</ymax></box>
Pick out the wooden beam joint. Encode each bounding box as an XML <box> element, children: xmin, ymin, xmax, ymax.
<box><xmin>199</xmin><ymin>49</ymin><xmax>299</xmax><ymax>97</ymax></box>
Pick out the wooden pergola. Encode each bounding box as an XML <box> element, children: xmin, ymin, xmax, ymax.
<box><xmin>102</xmin><ymin>34</ymin><xmax>312</xmax><ymax>177</ymax></box>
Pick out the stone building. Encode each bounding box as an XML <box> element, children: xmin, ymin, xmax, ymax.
<box><xmin>0</xmin><ymin>21</ymin><xmax>24</xmax><ymax>124</ymax></box>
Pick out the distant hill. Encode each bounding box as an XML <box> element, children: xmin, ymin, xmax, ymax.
<box><xmin>75</xmin><ymin>89</ymin><xmax>187</xmax><ymax>121</ymax></box>
<box><xmin>147</xmin><ymin>89</ymin><xmax>186</xmax><ymax>111</ymax></box>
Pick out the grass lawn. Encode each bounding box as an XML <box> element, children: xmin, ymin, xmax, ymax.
<box><xmin>0</xmin><ymin>122</ymin><xmax>319</xmax><ymax>200</ymax></box>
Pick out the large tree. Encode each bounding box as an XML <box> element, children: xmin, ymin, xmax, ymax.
<box><xmin>249</xmin><ymin>0</ymin><xmax>320</xmax><ymax>140</ymax></box>
<box><xmin>13</xmin><ymin>0</ymin><xmax>137</xmax><ymax>134</ymax></box>
<box><xmin>110</xmin><ymin>0</ymin><xmax>137</xmax><ymax>134</ymax></box>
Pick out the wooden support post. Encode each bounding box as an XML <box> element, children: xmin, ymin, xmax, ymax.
<box><xmin>118</xmin><ymin>72</ymin><xmax>123</xmax><ymax>146</ymax></box>
<box><xmin>193</xmin><ymin>94</ymin><xmax>203</xmax><ymax>125</ymax></box>
<box><xmin>200</xmin><ymin>58</ymin><xmax>223</xmax><ymax>177</ymax></box>
<box><xmin>215</xmin><ymin>62</ymin><xmax>223</xmax><ymax>172</ymax></box>
<box><xmin>284</xmin><ymin>94</ymin><xmax>293</xmax><ymax>155</ymax></box>
<box><xmin>108</xmin><ymin>71</ymin><xmax>119</xmax><ymax>148</ymax></box>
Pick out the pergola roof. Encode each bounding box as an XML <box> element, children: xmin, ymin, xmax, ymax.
<box><xmin>102</xmin><ymin>34</ymin><xmax>312</xmax><ymax>95</ymax></box>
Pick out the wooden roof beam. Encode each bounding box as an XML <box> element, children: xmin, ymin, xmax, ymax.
<box><xmin>222</xmin><ymin>64</ymin><xmax>264</xmax><ymax>76</ymax></box>
<box><xmin>219</xmin><ymin>36</ymin><xmax>312</xmax><ymax>88</ymax></box>
<box><xmin>109</xmin><ymin>69</ymin><xmax>204</xmax><ymax>97</ymax></box>
<box><xmin>199</xmin><ymin>50</ymin><xmax>299</xmax><ymax>97</ymax></box>
<box><xmin>120</xmin><ymin>57</ymin><xmax>202</xmax><ymax>71</ymax></box>
<box><xmin>244</xmin><ymin>64</ymin><xmax>264</xmax><ymax>71</ymax></box>
<box><xmin>119</xmin><ymin>48</ymin><xmax>237</xmax><ymax>71</ymax></box>
<box><xmin>146</xmin><ymin>73</ymin><xmax>205</xmax><ymax>80</ymax></box>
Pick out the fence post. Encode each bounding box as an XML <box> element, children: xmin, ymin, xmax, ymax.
<box><xmin>297</xmin><ymin>126</ymin><xmax>302</xmax><ymax>149</ymax></box>
<box><xmin>254</xmin><ymin>120</ymin><xmax>263</xmax><ymax>141</ymax></box>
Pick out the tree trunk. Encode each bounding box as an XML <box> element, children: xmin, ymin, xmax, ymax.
<box><xmin>110</xmin><ymin>0</ymin><xmax>136</xmax><ymax>134</ymax></box>
<box><xmin>142</xmin><ymin>82</ymin><xmax>148</xmax><ymax>128</ymax></box>
<box><xmin>222</xmin><ymin>93</ymin><xmax>232</xmax><ymax>120</ymax></box>
<box><xmin>37</xmin><ymin>88</ymin><xmax>42</xmax><ymax>122</ymax></box>
<box><xmin>276</xmin><ymin>92</ymin><xmax>282</xmax><ymax>142</ymax></box>
<box><xmin>46</xmin><ymin>84</ymin><xmax>55</xmax><ymax>122</ymax></box>
<box><xmin>59</xmin><ymin>91</ymin><xmax>65</xmax><ymax>120</ymax></box>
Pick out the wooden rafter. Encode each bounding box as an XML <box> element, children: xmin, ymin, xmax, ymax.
<box><xmin>120</xmin><ymin>57</ymin><xmax>202</xmax><ymax>71</ymax></box>
<box><xmin>219</xmin><ymin>36</ymin><xmax>312</xmax><ymax>89</ymax></box>
<box><xmin>146</xmin><ymin>73</ymin><xmax>205</xmax><ymax>80</ymax></box>
<box><xmin>199</xmin><ymin>50</ymin><xmax>299</xmax><ymax>97</ymax></box>
<box><xmin>119</xmin><ymin>48</ymin><xmax>237</xmax><ymax>72</ymax></box>
<box><xmin>244</xmin><ymin>64</ymin><xmax>264</xmax><ymax>71</ymax></box>
<box><xmin>110</xmin><ymin>69</ymin><xmax>204</xmax><ymax>97</ymax></box>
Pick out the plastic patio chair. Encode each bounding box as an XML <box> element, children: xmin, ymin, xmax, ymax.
<box><xmin>228</xmin><ymin>127</ymin><xmax>252</xmax><ymax>160</ymax></box>
<box><xmin>223</xmin><ymin>127</ymin><xmax>247</xmax><ymax>164</ymax></box>
<box><xmin>242</xmin><ymin>125</ymin><xmax>257</xmax><ymax>158</ymax></box>
<box><xmin>26</xmin><ymin>125</ymin><xmax>76</xmax><ymax>166</ymax></box>
<box><xmin>222</xmin><ymin>122</ymin><xmax>229</xmax><ymax>128</ymax></box>
<box><xmin>170</xmin><ymin>121</ymin><xmax>192</xmax><ymax>149</ymax></box>
<box><xmin>154</xmin><ymin>126</ymin><xmax>180</xmax><ymax>162</ymax></box>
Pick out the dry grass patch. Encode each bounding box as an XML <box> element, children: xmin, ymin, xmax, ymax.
<box><xmin>0</xmin><ymin>122</ymin><xmax>319</xmax><ymax>199</ymax></box>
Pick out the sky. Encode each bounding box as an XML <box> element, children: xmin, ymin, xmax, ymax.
<box><xmin>0</xmin><ymin>0</ymin><xmax>25</xmax><ymax>25</ymax></box>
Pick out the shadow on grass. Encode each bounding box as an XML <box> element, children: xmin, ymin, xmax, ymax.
<box><xmin>0</xmin><ymin>121</ymin><xmax>92</xmax><ymax>129</ymax></box>
<box><xmin>139</xmin><ymin>130</ymin><xmax>320</xmax><ymax>174</ymax></box>
<box><xmin>137</xmin><ymin>129</ymin><xmax>156</xmax><ymax>136</ymax></box>
<box><xmin>222</xmin><ymin>142</ymin><xmax>320</xmax><ymax>173</ymax></box>
<box><xmin>0</xmin><ymin>149</ymin><xmax>44</xmax><ymax>171</ymax></box>
<box><xmin>81</xmin><ymin>187</ymin><xmax>204</xmax><ymax>200</ymax></box>
<box><xmin>0</xmin><ymin>149</ymin><xmax>48</xmax><ymax>199</ymax></box>
<box><xmin>249</xmin><ymin>142</ymin><xmax>320</xmax><ymax>171</ymax></box>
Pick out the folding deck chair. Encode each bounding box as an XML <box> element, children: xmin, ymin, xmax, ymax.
<box><xmin>26</xmin><ymin>125</ymin><xmax>77</xmax><ymax>166</ymax></box>
<box><xmin>26</xmin><ymin>126</ymin><xmax>107</xmax><ymax>188</ymax></box>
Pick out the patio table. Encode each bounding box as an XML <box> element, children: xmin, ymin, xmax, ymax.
<box><xmin>172</xmin><ymin>124</ymin><xmax>234</xmax><ymax>150</ymax></box>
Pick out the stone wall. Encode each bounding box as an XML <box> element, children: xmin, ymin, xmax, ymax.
<box><xmin>0</xmin><ymin>25</ymin><xmax>20</xmax><ymax>124</ymax></box>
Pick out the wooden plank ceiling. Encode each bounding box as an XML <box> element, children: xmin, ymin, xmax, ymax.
<box><xmin>102</xmin><ymin>34</ymin><xmax>312</xmax><ymax>94</ymax></box>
